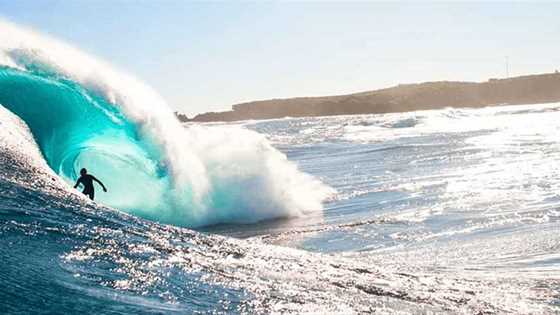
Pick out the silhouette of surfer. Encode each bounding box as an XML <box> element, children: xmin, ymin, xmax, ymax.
<box><xmin>74</xmin><ymin>168</ymin><xmax>107</xmax><ymax>200</ymax></box>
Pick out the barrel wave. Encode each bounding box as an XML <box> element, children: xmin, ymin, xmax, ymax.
<box><xmin>0</xmin><ymin>20</ymin><xmax>333</xmax><ymax>228</ymax></box>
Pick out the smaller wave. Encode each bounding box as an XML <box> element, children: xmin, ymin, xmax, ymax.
<box><xmin>436</xmin><ymin>107</ymin><xmax>473</xmax><ymax>119</ymax></box>
<box><xmin>491</xmin><ymin>103</ymin><xmax>560</xmax><ymax>116</ymax></box>
<box><xmin>349</xmin><ymin>115</ymin><xmax>421</xmax><ymax>129</ymax></box>
<box><xmin>256</xmin><ymin>216</ymin><xmax>408</xmax><ymax>245</ymax></box>
<box><xmin>381</xmin><ymin>116</ymin><xmax>421</xmax><ymax>129</ymax></box>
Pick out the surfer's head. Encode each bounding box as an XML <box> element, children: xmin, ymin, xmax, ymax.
<box><xmin>80</xmin><ymin>168</ymin><xmax>87</xmax><ymax>176</ymax></box>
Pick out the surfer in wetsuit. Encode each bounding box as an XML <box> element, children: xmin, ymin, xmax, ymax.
<box><xmin>74</xmin><ymin>168</ymin><xmax>107</xmax><ymax>200</ymax></box>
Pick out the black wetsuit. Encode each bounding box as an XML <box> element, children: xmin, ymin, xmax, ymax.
<box><xmin>75</xmin><ymin>174</ymin><xmax>98</xmax><ymax>200</ymax></box>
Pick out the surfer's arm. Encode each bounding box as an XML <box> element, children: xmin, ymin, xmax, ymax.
<box><xmin>92</xmin><ymin>176</ymin><xmax>107</xmax><ymax>192</ymax></box>
<box><xmin>73</xmin><ymin>178</ymin><xmax>81</xmax><ymax>189</ymax></box>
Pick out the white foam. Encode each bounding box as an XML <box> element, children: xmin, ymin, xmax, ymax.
<box><xmin>0</xmin><ymin>19</ymin><xmax>335</xmax><ymax>227</ymax></box>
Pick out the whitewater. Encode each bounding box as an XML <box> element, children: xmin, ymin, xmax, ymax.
<box><xmin>0</xmin><ymin>20</ymin><xmax>332</xmax><ymax>228</ymax></box>
<box><xmin>1</xmin><ymin>20</ymin><xmax>559</xmax><ymax>314</ymax></box>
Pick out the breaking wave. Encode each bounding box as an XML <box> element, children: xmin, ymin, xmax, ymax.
<box><xmin>0</xmin><ymin>20</ymin><xmax>333</xmax><ymax>228</ymax></box>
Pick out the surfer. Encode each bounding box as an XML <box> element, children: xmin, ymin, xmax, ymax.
<box><xmin>73</xmin><ymin>168</ymin><xmax>107</xmax><ymax>200</ymax></box>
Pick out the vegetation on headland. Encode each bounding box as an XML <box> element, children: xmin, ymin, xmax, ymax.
<box><xmin>177</xmin><ymin>71</ymin><xmax>560</xmax><ymax>122</ymax></box>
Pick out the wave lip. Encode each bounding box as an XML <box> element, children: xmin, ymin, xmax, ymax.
<box><xmin>0</xmin><ymin>20</ymin><xmax>334</xmax><ymax>228</ymax></box>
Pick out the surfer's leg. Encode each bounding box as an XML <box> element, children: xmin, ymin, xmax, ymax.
<box><xmin>83</xmin><ymin>189</ymin><xmax>94</xmax><ymax>200</ymax></box>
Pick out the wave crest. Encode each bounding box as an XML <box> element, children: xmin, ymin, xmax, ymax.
<box><xmin>0</xmin><ymin>20</ymin><xmax>334</xmax><ymax>227</ymax></box>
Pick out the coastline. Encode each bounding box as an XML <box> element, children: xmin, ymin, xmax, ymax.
<box><xmin>179</xmin><ymin>71</ymin><xmax>560</xmax><ymax>122</ymax></box>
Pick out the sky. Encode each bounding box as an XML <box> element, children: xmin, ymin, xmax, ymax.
<box><xmin>1</xmin><ymin>1</ymin><xmax>559</xmax><ymax>116</ymax></box>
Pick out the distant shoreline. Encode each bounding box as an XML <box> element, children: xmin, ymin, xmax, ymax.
<box><xmin>177</xmin><ymin>71</ymin><xmax>560</xmax><ymax>123</ymax></box>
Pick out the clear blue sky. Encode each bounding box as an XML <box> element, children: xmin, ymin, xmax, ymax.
<box><xmin>1</xmin><ymin>1</ymin><xmax>559</xmax><ymax>116</ymax></box>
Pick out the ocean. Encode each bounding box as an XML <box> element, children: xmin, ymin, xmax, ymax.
<box><xmin>1</xmin><ymin>20</ymin><xmax>559</xmax><ymax>314</ymax></box>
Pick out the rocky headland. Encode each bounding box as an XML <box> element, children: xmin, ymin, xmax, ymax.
<box><xmin>179</xmin><ymin>72</ymin><xmax>560</xmax><ymax>122</ymax></box>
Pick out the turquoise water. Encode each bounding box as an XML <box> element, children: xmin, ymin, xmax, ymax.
<box><xmin>1</xmin><ymin>66</ymin><xmax>209</xmax><ymax>229</ymax></box>
<box><xmin>0</xmin><ymin>66</ymin><xmax>172</xmax><ymax>214</ymax></box>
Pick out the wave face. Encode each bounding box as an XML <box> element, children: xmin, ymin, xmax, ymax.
<box><xmin>0</xmin><ymin>20</ymin><xmax>333</xmax><ymax>228</ymax></box>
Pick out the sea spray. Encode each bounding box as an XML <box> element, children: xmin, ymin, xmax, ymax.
<box><xmin>0</xmin><ymin>20</ymin><xmax>334</xmax><ymax>227</ymax></box>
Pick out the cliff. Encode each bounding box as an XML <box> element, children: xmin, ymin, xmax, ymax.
<box><xmin>181</xmin><ymin>72</ymin><xmax>560</xmax><ymax>122</ymax></box>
